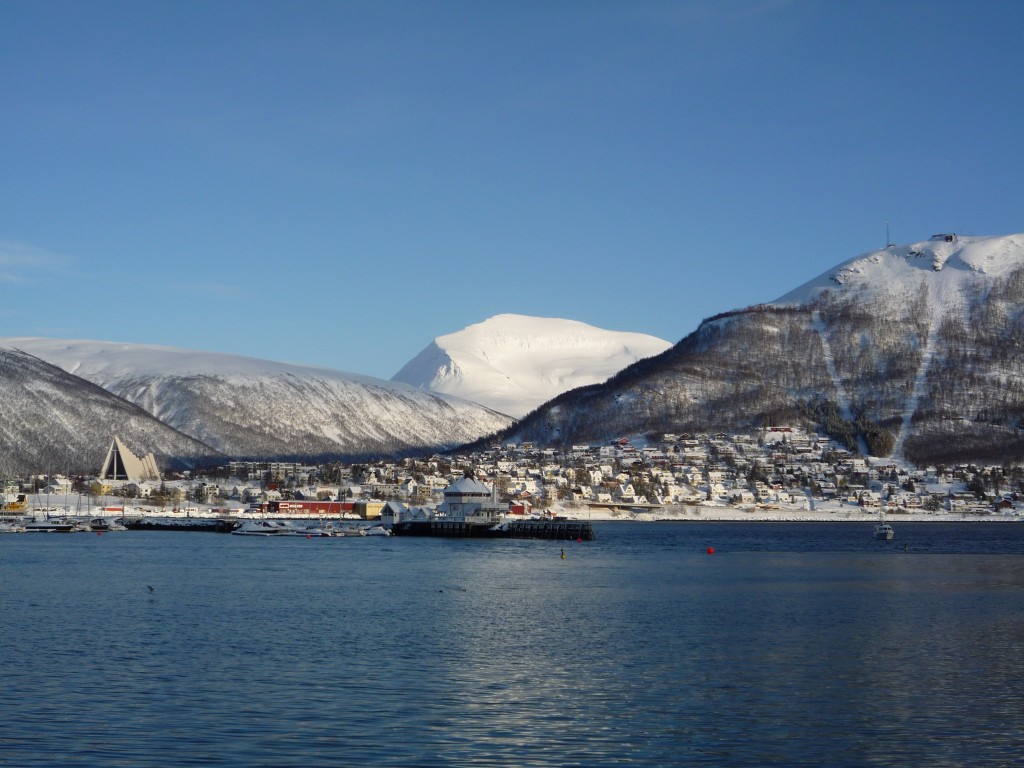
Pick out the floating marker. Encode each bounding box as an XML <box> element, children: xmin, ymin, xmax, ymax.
<box><xmin>706</xmin><ymin>546</ymin><xmax>715</xmax><ymax>555</ymax></box>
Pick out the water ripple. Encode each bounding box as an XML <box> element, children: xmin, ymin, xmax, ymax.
<box><xmin>2</xmin><ymin>524</ymin><xmax>1024</xmax><ymax>766</ymax></box>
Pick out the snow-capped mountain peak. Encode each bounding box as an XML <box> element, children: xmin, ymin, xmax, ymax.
<box><xmin>392</xmin><ymin>313</ymin><xmax>673</xmax><ymax>418</ymax></box>
<box><xmin>774</xmin><ymin>233</ymin><xmax>1024</xmax><ymax>306</ymax></box>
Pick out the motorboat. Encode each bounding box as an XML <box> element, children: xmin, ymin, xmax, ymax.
<box><xmin>232</xmin><ymin>519</ymin><xmax>332</xmax><ymax>537</ymax></box>
<box><xmin>24</xmin><ymin>518</ymin><xmax>78</xmax><ymax>533</ymax></box>
<box><xmin>300</xmin><ymin>522</ymin><xmax>390</xmax><ymax>536</ymax></box>
<box><xmin>873</xmin><ymin>518</ymin><xmax>895</xmax><ymax>540</ymax></box>
<box><xmin>307</xmin><ymin>522</ymin><xmax>367</xmax><ymax>536</ymax></box>
<box><xmin>231</xmin><ymin>520</ymin><xmax>303</xmax><ymax>536</ymax></box>
<box><xmin>299</xmin><ymin>521</ymin><xmax>346</xmax><ymax>537</ymax></box>
<box><xmin>873</xmin><ymin>522</ymin><xmax>894</xmax><ymax>540</ymax></box>
<box><xmin>92</xmin><ymin>517</ymin><xmax>127</xmax><ymax>532</ymax></box>
<box><xmin>331</xmin><ymin>523</ymin><xmax>368</xmax><ymax>537</ymax></box>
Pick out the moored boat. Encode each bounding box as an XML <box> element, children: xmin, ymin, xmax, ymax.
<box><xmin>89</xmin><ymin>517</ymin><xmax>126</xmax><ymax>532</ymax></box>
<box><xmin>231</xmin><ymin>519</ymin><xmax>339</xmax><ymax>537</ymax></box>
<box><xmin>24</xmin><ymin>518</ymin><xmax>78</xmax><ymax>533</ymax></box>
<box><xmin>231</xmin><ymin>519</ymin><xmax>302</xmax><ymax>536</ymax></box>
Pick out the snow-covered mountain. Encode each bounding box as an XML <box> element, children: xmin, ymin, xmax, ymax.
<box><xmin>500</xmin><ymin>234</ymin><xmax>1024</xmax><ymax>466</ymax></box>
<box><xmin>0</xmin><ymin>348</ymin><xmax>220</xmax><ymax>476</ymax></box>
<box><xmin>9</xmin><ymin>234</ymin><xmax>1024</xmax><ymax>471</ymax></box>
<box><xmin>775</xmin><ymin>232</ymin><xmax>1024</xmax><ymax>308</ymax></box>
<box><xmin>1</xmin><ymin>339</ymin><xmax>514</xmax><ymax>460</ymax></box>
<box><xmin>391</xmin><ymin>314</ymin><xmax>673</xmax><ymax>418</ymax></box>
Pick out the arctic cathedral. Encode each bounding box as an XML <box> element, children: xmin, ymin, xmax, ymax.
<box><xmin>98</xmin><ymin>437</ymin><xmax>160</xmax><ymax>483</ymax></box>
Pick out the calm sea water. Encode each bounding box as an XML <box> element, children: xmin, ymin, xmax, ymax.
<box><xmin>3</xmin><ymin>522</ymin><xmax>1024</xmax><ymax>767</ymax></box>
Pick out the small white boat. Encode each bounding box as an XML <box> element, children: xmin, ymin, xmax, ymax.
<box><xmin>232</xmin><ymin>519</ymin><xmax>333</xmax><ymax>537</ymax></box>
<box><xmin>0</xmin><ymin>520</ymin><xmax>26</xmax><ymax>533</ymax></box>
<box><xmin>296</xmin><ymin>523</ymin><xmax>337</xmax><ymax>537</ymax></box>
<box><xmin>362</xmin><ymin>524</ymin><xmax>392</xmax><ymax>536</ymax></box>
<box><xmin>310</xmin><ymin>522</ymin><xmax>367</xmax><ymax>537</ymax></box>
<box><xmin>91</xmin><ymin>517</ymin><xmax>127</xmax><ymax>532</ymax></box>
<box><xmin>873</xmin><ymin>515</ymin><xmax>895</xmax><ymax>540</ymax></box>
<box><xmin>231</xmin><ymin>520</ymin><xmax>302</xmax><ymax>536</ymax></box>
<box><xmin>24</xmin><ymin>518</ymin><xmax>78</xmax><ymax>533</ymax></box>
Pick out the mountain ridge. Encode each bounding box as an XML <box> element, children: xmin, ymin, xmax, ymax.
<box><xmin>1</xmin><ymin>338</ymin><xmax>514</xmax><ymax>466</ymax></box>
<box><xmin>6</xmin><ymin>234</ymin><xmax>1024</xmax><ymax>472</ymax></box>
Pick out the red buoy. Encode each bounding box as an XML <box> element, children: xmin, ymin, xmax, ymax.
<box><xmin>706</xmin><ymin>546</ymin><xmax>715</xmax><ymax>555</ymax></box>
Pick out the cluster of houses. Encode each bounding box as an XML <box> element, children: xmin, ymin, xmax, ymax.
<box><xmin>436</xmin><ymin>428</ymin><xmax>1019</xmax><ymax>516</ymax></box>
<box><xmin>4</xmin><ymin>428</ymin><xmax>1022</xmax><ymax>518</ymax></box>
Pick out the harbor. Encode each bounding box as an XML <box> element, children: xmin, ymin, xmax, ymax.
<box><xmin>385</xmin><ymin>475</ymin><xmax>595</xmax><ymax>540</ymax></box>
<box><xmin>2</xmin><ymin>475</ymin><xmax>597</xmax><ymax>540</ymax></box>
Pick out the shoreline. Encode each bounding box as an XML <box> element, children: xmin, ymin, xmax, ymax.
<box><xmin>10</xmin><ymin>499</ymin><xmax>1022</xmax><ymax>526</ymax></box>
<box><xmin>553</xmin><ymin>503</ymin><xmax>1023</xmax><ymax>524</ymax></box>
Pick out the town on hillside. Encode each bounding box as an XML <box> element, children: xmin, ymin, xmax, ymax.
<box><xmin>4</xmin><ymin>428</ymin><xmax>1024</xmax><ymax>522</ymax></box>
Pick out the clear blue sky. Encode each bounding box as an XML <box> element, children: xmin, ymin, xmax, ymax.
<box><xmin>2</xmin><ymin>0</ymin><xmax>1022</xmax><ymax>379</ymax></box>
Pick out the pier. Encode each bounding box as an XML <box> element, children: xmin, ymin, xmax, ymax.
<box><xmin>503</xmin><ymin>519</ymin><xmax>595</xmax><ymax>540</ymax></box>
<box><xmin>391</xmin><ymin>518</ymin><xmax>595</xmax><ymax>540</ymax></box>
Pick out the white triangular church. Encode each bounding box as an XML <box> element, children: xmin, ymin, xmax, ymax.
<box><xmin>99</xmin><ymin>436</ymin><xmax>161</xmax><ymax>483</ymax></box>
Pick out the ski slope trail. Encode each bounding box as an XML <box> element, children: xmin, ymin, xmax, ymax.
<box><xmin>891</xmin><ymin>315</ymin><xmax>939</xmax><ymax>462</ymax></box>
<box><xmin>812</xmin><ymin>310</ymin><xmax>868</xmax><ymax>455</ymax></box>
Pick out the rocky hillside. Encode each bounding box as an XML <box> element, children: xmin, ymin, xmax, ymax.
<box><xmin>2</xmin><ymin>340</ymin><xmax>513</xmax><ymax>465</ymax></box>
<box><xmin>500</xmin><ymin>234</ymin><xmax>1024</xmax><ymax>466</ymax></box>
<box><xmin>0</xmin><ymin>348</ymin><xmax>220</xmax><ymax>476</ymax></box>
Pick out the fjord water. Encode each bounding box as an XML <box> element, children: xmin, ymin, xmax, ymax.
<box><xmin>3</xmin><ymin>523</ymin><xmax>1024</xmax><ymax>767</ymax></box>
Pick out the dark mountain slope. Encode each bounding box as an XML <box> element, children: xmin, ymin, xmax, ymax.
<box><xmin>500</xmin><ymin>234</ymin><xmax>1024</xmax><ymax>465</ymax></box>
<box><xmin>0</xmin><ymin>348</ymin><xmax>221</xmax><ymax>476</ymax></box>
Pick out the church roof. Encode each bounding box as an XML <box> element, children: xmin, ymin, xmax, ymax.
<box><xmin>444</xmin><ymin>476</ymin><xmax>492</xmax><ymax>495</ymax></box>
<box><xmin>99</xmin><ymin>436</ymin><xmax>160</xmax><ymax>482</ymax></box>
